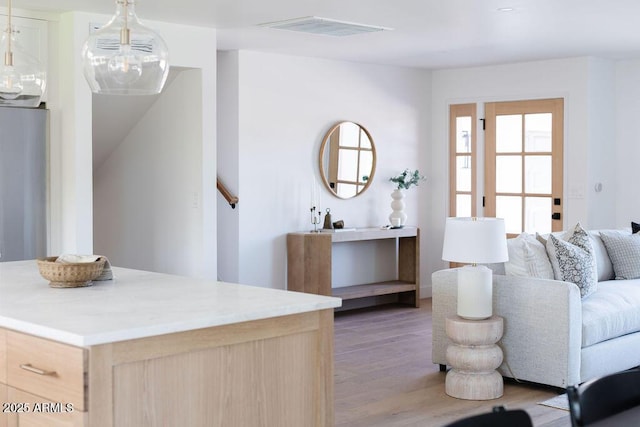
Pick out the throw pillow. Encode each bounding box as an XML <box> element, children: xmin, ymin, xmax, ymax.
<box><xmin>546</xmin><ymin>223</ymin><xmax>598</xmax><ymax>298</ymax></box>
<box><xmin>599</xmin><ymin>231</ymin><xmax>640</xmax><ymax>280</ymax></box>
<box><xmin>632</xmin><ymin>221</ymin><xmax>640</xmax><ymax>234</ymax></box>
<box><xmin>589</xmin><ymin>232</ymin><xmax>615</xmax><ymax>282</ymax></box>
<box><xmin>504</xmin><ymin>233</ymin><xmax>554</xmax><ymax>279</ymax></box>
<box><xmin>523</xmin><ymin>236</ymin><xmax>554</xmax><ymax>279</ymax></box>
<box><xmin>505</xmin><ymin>234</ymin><xmax>528</xmax><ymax>277</ymax></box>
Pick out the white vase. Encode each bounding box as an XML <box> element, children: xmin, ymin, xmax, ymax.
<box><xmin>389</xmin><ymin>189</ymin><xmax>407</xmax><ymax>226</ymax></box>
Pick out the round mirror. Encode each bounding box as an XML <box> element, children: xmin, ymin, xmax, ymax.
<box><xmin>319</xmin><ymin>121</ymin><xmax>377</xmax><ymax>199</ymax></box>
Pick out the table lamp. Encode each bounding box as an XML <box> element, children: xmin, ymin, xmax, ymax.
<box><xmin>442</xmin><ymin>217</ymin><xmax>508</xmax><ymax>320</ymax></box>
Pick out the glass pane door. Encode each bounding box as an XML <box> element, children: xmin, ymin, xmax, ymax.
<box><xmin>449</xmin><ymin>104</ymin><xmax>477</xmax><ymax>218</ymax></box>
<box><xmin>485</xmin><ymin>99</ymin><xmax>564</xmax><ymax>236</ymax></box>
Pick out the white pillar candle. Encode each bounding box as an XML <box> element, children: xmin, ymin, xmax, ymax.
<box><xmin>457</xmin><ymin>265</ymin><xmax>493</xmax><ymax>320</ymax></box>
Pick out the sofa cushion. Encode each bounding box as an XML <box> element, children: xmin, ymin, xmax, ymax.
<box><xmin>600</xmin><ymin>231</ymin><xmax>640</xmax><ymax>280</ymax></box>
<box><xmin>545</xmin><ymin>224</ymin><xmax>598</xmax><ymax>298</ymax></box>
<box><xmin>505</xmin><ymin>233</ymin><xmax>554</xmax><ymax>279</ymax></box>
<box><xmin>582</xmin><ymin>279</ymin><xmax>640</xmax><ymax>347</ymax></box>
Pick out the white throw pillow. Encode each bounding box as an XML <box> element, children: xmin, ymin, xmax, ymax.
<box><xmin>504</xmin><ymin>233</ymin><xmax>554</xmax><ymax>279</ymax></box>
<box><xmin>523</xmin><ymin>237</ymin><xmax>554</xmax><ymax>279</ymax></box>
<box><xmin>589</xmin><ymin>232</ymin><xmax>615</xmax><ymax>282</ymax></box>
<box><xmin>546</xmin><ymin>223</ymin><xmax>597</xmax><ymax>298</ymax></box>
<box><xmin>505</xmin><ymin>234</ymin><xmax>528</xmax><ymax>277</ymax></box>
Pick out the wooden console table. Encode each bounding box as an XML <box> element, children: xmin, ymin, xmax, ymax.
<box><xmin>287</xmin><ymin>227</ymin><xmax>420</xmax><ymax>307</ymax></box>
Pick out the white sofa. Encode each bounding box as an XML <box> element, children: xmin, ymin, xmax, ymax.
<box><xmin>432</xmin><ymin>229</ymin><xmax>640</xmax><ymax>388</ymax></box>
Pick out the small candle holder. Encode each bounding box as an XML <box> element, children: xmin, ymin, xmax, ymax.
<box><xmin>310</xmin><ymin>206</ymin><xmax>321</xmax><ymax>232</ymax></box>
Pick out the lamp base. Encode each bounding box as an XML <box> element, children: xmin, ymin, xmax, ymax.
<box><xmin>457</xmin><ymin>265</ymin><xmax>493</xmax><ymax>320</ymax></box>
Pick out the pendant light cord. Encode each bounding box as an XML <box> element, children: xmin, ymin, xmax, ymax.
<box><xmin>5</xmin><ymin>0</ymin><xmax>13</xmax><ymax>66</ymax></box>
<box><xmin>120</xmin><ymin>0</ymin><xmax>130</xmax><ymax>45</ymax></box>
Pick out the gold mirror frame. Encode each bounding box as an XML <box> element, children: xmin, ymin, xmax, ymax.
<box><xmin>319</xmin><ymin>121</ymin><xmax>377</xmax><ymax>199</ymax></box>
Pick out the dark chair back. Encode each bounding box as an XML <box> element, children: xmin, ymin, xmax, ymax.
<box><xmin>567</xmin><ymin>368</ymin><xmax>640</xmax><ymax>426</ymax></box>
<box><xmin>443</xmin><ymin>405</ymin><xmax>533</xmax><ymax>427</ymax></box>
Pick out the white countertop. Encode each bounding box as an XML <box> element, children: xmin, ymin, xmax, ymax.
<box><xmin>0</xmin><ymin>260</ymin><xmax>342</xmax><ymax>347</ymax></box>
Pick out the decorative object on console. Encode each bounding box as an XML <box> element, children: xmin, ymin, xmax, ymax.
<box><xmin>442</xmin><ymin>217</ymin><xmax>508</xmax><ymax>319</ymax></box>
<box><xmin>309</xmin><ymin>176</ymin><xmax>322</xmax><ymax>232</ymax></box>
<box><xmin>389</xmin><ymin>168</ymin><xmax>424</xmax><ymax>190</ymax></box>
<box><xmin>322</xmin><ymin>208</ymin><xmax>333</xmax><ymax>230</ymax></box>
<box><xmin>310</xmin><ymin>206</ymin><xmax>321</xmax><ymax>232</ymax></box>
<box><xmin>388</xmin><ymin>169</ymin><xmax>424</xmax><ymax>226</ymax></box>
<box><xmin>0</xmin><ymin>0</ymin><xmax>46</xmax><ymax>107</ymax></box>
<box><xmin>332</xmin><ymin>220</ymin><xmax>344</xmax><ymax>229</ymax></box>
<box><xmin>389</xmin><ymin>189</ymin><xmax>406</xmax><ymax>227</ymax></box>
<box><xmin>81</xmin><ymin>0</ymin><xmax>169</xmax><ymax>95</ymax></box>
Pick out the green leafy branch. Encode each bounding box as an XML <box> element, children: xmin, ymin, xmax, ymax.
<box><xmin>389</xmin><ymin>169</ymin><xmax>425</xmax><ymax>190</ymax></box>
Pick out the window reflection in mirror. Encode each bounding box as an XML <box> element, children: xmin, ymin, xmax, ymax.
<box><xmin>319</xmin><ymin>121</ymin><xmax>376</xmax><ymax>199</ymax></box>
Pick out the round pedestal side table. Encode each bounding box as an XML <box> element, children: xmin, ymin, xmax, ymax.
<box><xmin>445</xmin><ymin>315</ymin><xmax>504</xmax><ymax>400</ymax></box>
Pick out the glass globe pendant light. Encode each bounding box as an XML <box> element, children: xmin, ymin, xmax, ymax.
<box><xmin>0</xmin><ymin>0</ymin><xmax>46</xmax><ymax>107</ymax></box>
<box><xmin>81</xmin><ymin>0</ymin><xmax>169</xmax><ymax>95</ymax></box>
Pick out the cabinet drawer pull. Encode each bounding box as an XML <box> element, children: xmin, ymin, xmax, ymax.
<box><xmin>19</xmin><ymin>363</ymin><xmax>56</xmax><ymax>376</ymax></box>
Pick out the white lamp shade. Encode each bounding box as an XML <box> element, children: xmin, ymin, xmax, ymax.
<box><xmin>81</xmin><ymin>0</ymin><xmax>169</xmax><ymax>95</ymax></box>
<box><xmin>442</xmin><ymin>217</ymin><xmax>508</xmax><ymax>264</ymax></box>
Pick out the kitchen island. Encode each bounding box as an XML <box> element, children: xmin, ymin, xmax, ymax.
<box><xmin>0</xmin><ymin>260</ymin><xmax>341</xmax><ymax>426</ymax></box>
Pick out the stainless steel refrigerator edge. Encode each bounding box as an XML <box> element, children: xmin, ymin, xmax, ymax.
<box><xmin>0</xmin><ymin>107</ymin><xmax>48</xmax><ymax>262</ymax></box>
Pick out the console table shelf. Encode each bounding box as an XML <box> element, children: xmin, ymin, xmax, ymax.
<box><xmin>287</xmin><ymin>227</ymin><xmax>420</xmax><ymax>308</ymax></box>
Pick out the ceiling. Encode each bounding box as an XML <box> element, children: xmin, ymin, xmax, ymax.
<box><xmin>13</xmin><ymin>0</ymin><xmax>640</xmax><ymax>70</ymax></box>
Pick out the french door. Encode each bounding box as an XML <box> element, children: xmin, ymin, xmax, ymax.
<box><xmin>484</xmin><ymin>98</ymin><xmax>564</xmax><ymax>236</ymax></box>
<box><xmin>449</xmin><ymin>98</ymin><xmax>564</xmax><ymax>236</ymax></box>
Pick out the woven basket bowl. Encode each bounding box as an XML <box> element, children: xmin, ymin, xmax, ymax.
<box><xmin>37</xmin><ymin>256</ymin><xmax>106</xmax><ymax>288</ymax></box>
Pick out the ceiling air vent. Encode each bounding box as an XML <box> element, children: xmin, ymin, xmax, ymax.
<box><xmin>259</xmin><ymin>16</ymin><xmax>391</xmax><ymax>37</ymax></box>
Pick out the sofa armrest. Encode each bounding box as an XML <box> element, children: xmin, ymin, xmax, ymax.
<box><xmin>432</xmin><ymin>269</ymin><xmax>582</xmax><ymax>388</ymax></box>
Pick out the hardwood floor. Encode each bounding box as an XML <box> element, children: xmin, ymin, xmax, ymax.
<box><xmin>334</xmin><ymin>299</ymin><xmax>572</xmax><ymax>426</ymax></box>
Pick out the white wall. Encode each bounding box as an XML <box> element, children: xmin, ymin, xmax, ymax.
<box><xmin>586</xmin><ymin>58</ymin><xmax>616</xmax><ymax>228</ymax></box>
<box><xmin>615</xmin><ymin>59</ymin><xmax>640</xmax><ymax>226</ymax></box>
<box><xmin>94</xmin><ymin>70</ymin><xmax>204</xmax><ymax>276</ymax></box>
<box><xmin>218</xmin><ymin>51</ymin><xmax>431</xmax><ymax>290</ymax></box>
<box><xmin>53</xmin><ymin>12</ymin><xmax>94</xmax><ymax>255</ymax></box>
<box><xmin>427</xmin><ymin>57</ymin><xmax>617</xmax><ymax>282</ymax></box>
<box><xmin>216</xmin><ymin>51</ymin><xmax>240</xmax><ymax>282</ymax></box>
<box><xmin>50</xmin><ymin>12</ymin><xmax>217</xmax><ymax>278</ymax></box>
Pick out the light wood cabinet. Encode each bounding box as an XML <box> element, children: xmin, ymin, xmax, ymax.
<box><xmin>0</xmin><ymin>384</ymin><xmax>7</xmax><ymax>427</ymax></box>
<box><xmin>0</xmin><ymin>309</ymin><xmax>334</xmax><ymax>426</ymax></box>
<box><xmin>6</xmin><ymin>331</ymin><xmax>86</xmax><ymax>411</ymax></box>
<box><xmin>6</xmin><ymin>387</ymin><xmax>86</xmax><ymax>427</ymax></box>
<box><xmin>0</xmin><ymin>329</ymin><xmax>6</xmax><ymax>384</ymax></box>
<box><xmin>287</xmin><ymin>227</ymin><xmax>420</xmax><ymax>307</ymax></box>
<box><xmin>1</xmin><ymin>329</ymin><xmax>87</xmax><ymax>426</ymax></box>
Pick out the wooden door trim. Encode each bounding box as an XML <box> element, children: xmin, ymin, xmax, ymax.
<box><xmin>449</xmin><ymin>103</ymin><xmax>477</xmax><ymax>217</ymax></box>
